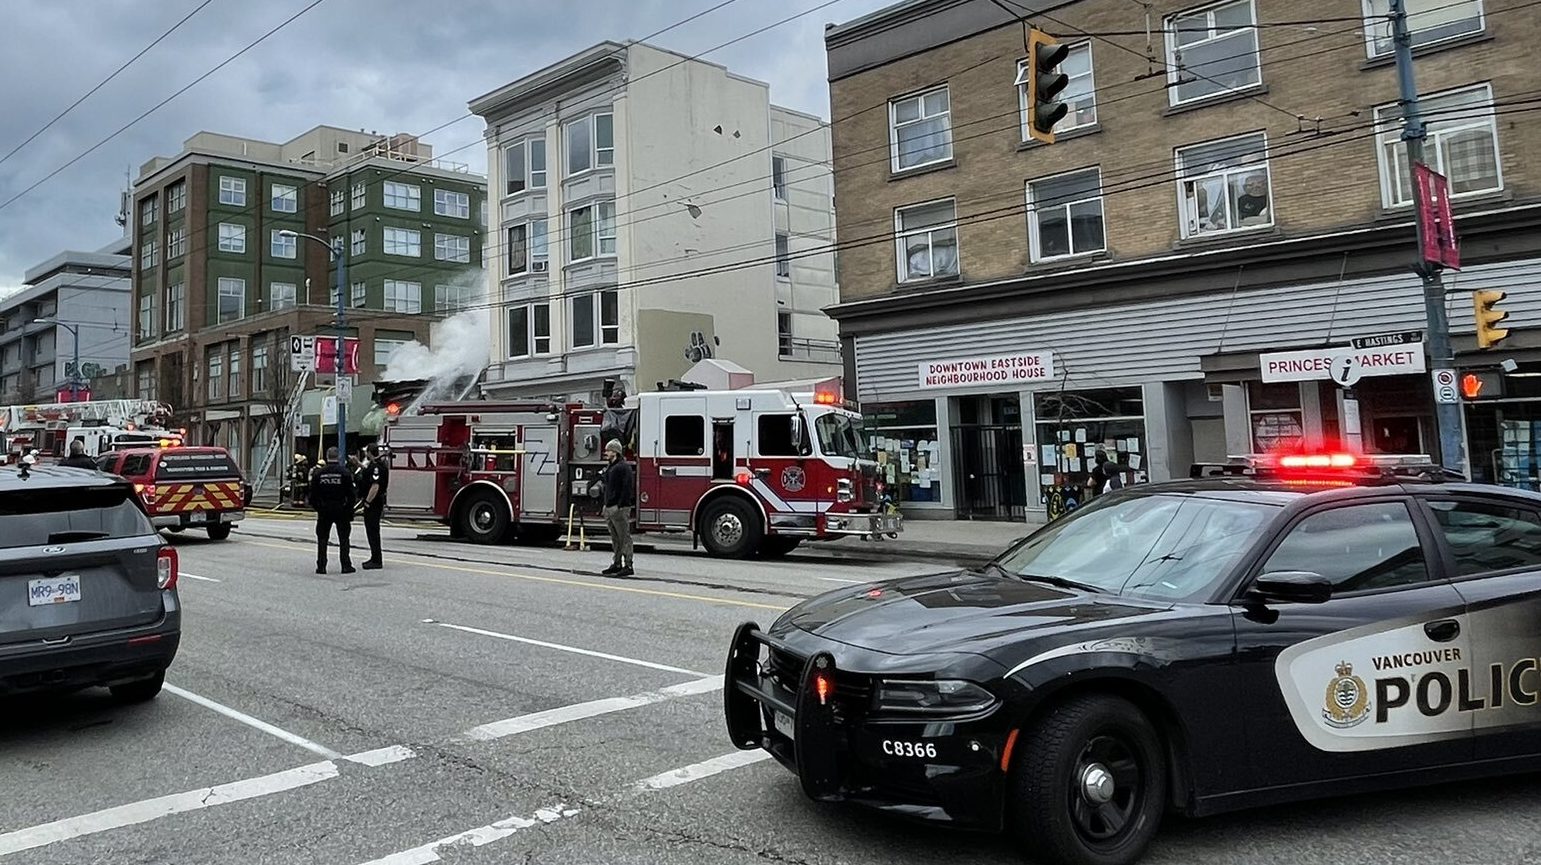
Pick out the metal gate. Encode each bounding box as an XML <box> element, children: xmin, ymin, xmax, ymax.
<box><xmin>950</xmin><ymin>423</ymin><xmax>1026</xmax><ymax>520</ymax></box>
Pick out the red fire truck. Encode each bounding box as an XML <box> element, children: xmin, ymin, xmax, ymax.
<box><xmin>380</xmin><ymin>385</ymin><xmax>901</xmax><ymax>558</ymax></box>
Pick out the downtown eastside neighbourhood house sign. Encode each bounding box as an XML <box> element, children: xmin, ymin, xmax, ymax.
<box><xmin>918</xmin><ymin>351</ymin><xmax>1056</xmax><ymax>390</ymax></box>
<box><xmin>1259</xmin><ymin>342</ymin><xmax>1427</xmax><ymax>386</ymax></box>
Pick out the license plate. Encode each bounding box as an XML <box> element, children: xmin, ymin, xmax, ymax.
<box><xmin>28</xmin><ymin>574</ymin><xmax>81</xmax><ymax>607</ymax></box>
<box><xmin>772</xmin><ymin>711</ymin><xmax>795</xmax><ymax>740</ymax></box>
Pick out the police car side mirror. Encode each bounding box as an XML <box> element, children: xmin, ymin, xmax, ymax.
<box><xmin>1249</xmin><ymin>571</ymin><xmax>1333</xmax><ymax>605</ymax></box>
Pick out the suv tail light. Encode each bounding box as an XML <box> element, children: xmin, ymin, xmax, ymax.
<box><xmin>135</xmin><ymin>483</ymin><xmax>159</xmax><ymax>504</ymax></box>
<box><xmin>156</xmin><ymin>546</ymin><xmax>179</xmax><ymax>590</ymax></box>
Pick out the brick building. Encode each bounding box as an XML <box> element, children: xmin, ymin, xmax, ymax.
<box><xmin>825</xmin><ymin>0</ymin><xmax>1541</xmax><ymax>521</ymax></box>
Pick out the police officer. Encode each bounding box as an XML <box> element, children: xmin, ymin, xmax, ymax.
<box><xmin>308</xmin><ymin>446</ymin><xmax>356</xmax><ymax>575</ymax></box>
<box><xmin>359</xmin><ymin>443</ymin><xmax>390</xmax><ymax>570</ymax></box>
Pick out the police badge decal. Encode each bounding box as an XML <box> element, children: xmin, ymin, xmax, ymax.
<box><xmin>1323</xmin><ymin>660</ymin><xmax>1371</xmax><ymax>728</ymax></box>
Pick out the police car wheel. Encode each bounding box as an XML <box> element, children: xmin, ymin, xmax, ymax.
<box><xmin>460</xmin><ymin>492</ymin><xmax>510</xmax><ymax>545</ymax></box>
<box><xmin>1010</xmin><ymin>694</ymin><xmax>1167</xmax><ymax>865</ymax></box>
<box><xmin>701</xmin><ymin>497</ymin><xmax>761</xmax><ymax>559</ymax></box>
<box><xmin>206</xmin><ymin>523</ymin><xmax>232</xmax><ymax>541</ymax></box>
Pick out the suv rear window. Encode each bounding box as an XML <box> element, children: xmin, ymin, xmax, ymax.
<box><xmin>0</xmin><ymin>486</ymin><xmax>156</xmax><ymax>548</ymax></box>
<box><xmin>154</xmin><ymin>451</ymin><xmax>241</xmax><ymax>481</ymax></box>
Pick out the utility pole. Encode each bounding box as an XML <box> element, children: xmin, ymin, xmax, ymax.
<box><xmin>333</xmin><ymin>241</ymin><xmax>349</xmax><ymax>464</ymax></box>
<box><xmin>1390</xmin><ymin>0</ymin><xmax>1464</xmax><ymax>475</ymax></box>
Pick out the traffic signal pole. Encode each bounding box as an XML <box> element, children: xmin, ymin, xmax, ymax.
<box><xmin>1390</xmin><ymin>0</ymin><xmax>1464</xmax><ymax>476</ymax></box>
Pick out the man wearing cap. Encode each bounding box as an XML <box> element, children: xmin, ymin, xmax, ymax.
<box><xmin>601</xmin><ymin>439</ymin><xmax>635</xmax><ymax>576</ymax></box>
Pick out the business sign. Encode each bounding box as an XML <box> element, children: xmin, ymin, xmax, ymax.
<box><xmin>313</xmin><ymin>337</ymin><xmax>360</xmax><ymax>375</ymax></box>
<box><xmin>1260</xmin><ymin>343</ymin><xmax>1426</xmax><ymax>386</ymax></box>
<box><xmin>918</xmin><ymin>351</ymin><xmax>1055</xmax><ymax>390</ymax></box>
<box><xmin>322</xmin><ymin>395</ymin><xmax>338</xmax><ymax>427</ymax></box>
<box><xmin>1415</xmin><ymin>163</ymin><xmax>1460</xmax><ymax>271</ymax></box>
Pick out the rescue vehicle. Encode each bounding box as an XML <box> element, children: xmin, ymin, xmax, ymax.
<box><xmin>380</xmin><ymin>384</ymin><xmax>900</xmax><ymax>558</ymax></box>
<box><xmin>94</xmin><ymin>446</ymin><xmax>251</xmax><ymax>541</ymax></box>
<box><xmin>1</xmin><ymin>398</ymin><xmax>182</xmax><ymax>462</ymax></box>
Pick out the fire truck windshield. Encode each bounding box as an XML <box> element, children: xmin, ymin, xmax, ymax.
<box><xmin>813</xmin><ymin>412</ymin><xmax>864</xmax><ymax>459</ymax></box>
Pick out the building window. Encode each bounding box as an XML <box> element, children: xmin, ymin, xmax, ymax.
<box><xmin>383</xmin><ymin>226</ymin><xmax>421</xmax><ymax>257</ymax></box>
<box><xmin>139</xmin><ymin>239</ymin><xmax>158</xmax><ymax>270</ymax></box>
<box><xmin>384</xmin><ymin>280</ymin><xmax>422</xmax><ymax>314</ymax></box>
<box><xmin>1165</xmin><ymin>0</ymin><xmax>1261</xmax><ymax>106</ymax></box>
<box><xmin>351</xmin><ymin>182</ymin><xmax>366</xmax><ymax>210</ymax></box>
<box><xmin>434</xmin><ymin>188</ymin><xmax>471</xmax><ymax>218</ymax></box>
<box><xmin>434</xmin><ymin>233</ymin><xmax>471</xmax><ymax>263</ymax></box>
<box><xmin>140</xmin><ymin>196</ymin><xmax>157</xmax><ymax>226</ymax></box>
<box><xmin>136</xmin><ymin>363</ymin><xmax>156</xmax><ymax>400</ymax></box>
<box><xmin>569</xmin><ymin>289</ymin><xmax>618</xmax><ymax>349</ymax></box>
<box><xmin>252</xmin><ymin>343</ymin><xmax>269</xmax><ymax>394</ymax></box>
<box><xmin>894</xmin><ymin>199</ymin><xmax>959</xmax><ymax>283</ymax></box>
<box><xmin>889</xmin><ymin>86</ymin><xmax>952</xmax><ymax>172</ymax></box>
<box><xmin>435</xmin><ymin>283</ymin><xmax>475</xmax><ymax>313</ymax></box>
<box><xmin>1364</xmin><ymin>0</ymin><xmax>1483</xmax><ymax>57</ymax></box>
<box><xmin>166</xmin><ymin>282</ymin><xmax>185</xmax><ymax>332</ymax></box>
<box><xmin>218</xmin><ymin>176</ymin><xmax>246</xmax><ymax>206</ymax></box>
<box><xmin>138</xmin><ymin>293</ymin><xmax>155</xmax><ymax>340</ymax></box>
<box><xmin>167</xmin><ymin>180</ymin><xmax>186</xmax><ymax>213</ymax></box>
<box><xmin>1019</xmin><ymin>43</ymin><xmax>1096</xmax><ymax>138</ymax></box>
<box><xmin>566</xmin><ymin>112</ymin><xmax>614</xmax><ymax>176</ymax></box>
<box><xmin>503</xmin><ymin>138</ymin><xmax>547</xmax><ymax>195</ymax></box>
<box><xmin>1027</xmin><ymin>167</ymin><xmax>1106</xmax><ymax>261</ymax></box>
<box><xmin>217</xmin><ymin>277</ymin><xmax>245</xmax><ymax>323</ymax></box>
<box><xmin>330</xmin><ymin>187</ymin><xmax>346</xmax><ymax>216</ymax></box>
<box><xmin>772</xmin><ymin>155</ymin><xmax>788</xmax><ymax>200</ymax></box>
<box><xmin>352</xmin><ymin>281</ymin><xmax>368</xmax><ymax>308</ymax></box>
<box><xmin>777</xmin><ymin>311</ymin><xmax>792</xmax><ymax>356</ymax></box>
<box><xmin>207</xmin><ymin>350</ymin><xmax>223</xmax><ymax>401</ymax></box>
<box><xmin>1248</xmin><ymin>381</ymin><xmax>1303</xmax><ymax>452</ymax></box>
<box><xmin>1376</xmin><ymin>83</ymin><xmax>1500</xmax><ymax>207</ymax></box>
<box><xmin>167</xmin><ymin>225</ymin><xmax>186</xmax><ymax>259</ymax></box>
<box><xmin>383</xmin><ymin>181</ymin><xmax>421</xmax><ymax>211</ymax></box>
<box><xmin>507</xmin><ymin>303</ymin><xmax>552</xmax><ymax>358</ymax></box>
<box><xmin>228</xmin><ymin>348</ymin><xmax>241</xmax><ymax>398</ymax></box>
<box><xmin>507</xmin><ymin>224</ymin><xmax>528</xmax><ymax>275</ymax></box>
<box><xmin>271</xmin><ymin>184</ymin><xmax>298</xmax><ymax>213</ymax></box>
<box><xmin>269</xmin><ymin>282</ymin><xmax>297</xmax><ymax>311</ymax></box>
<box><xmin>349</xmin><ymin>228</ymin><xmax>365</xmax><ymax>256</ymax></box>
<box><xmin>1176</xmin><ymin>131</ymin><xmax>1272</xmax><ymax>237</ymax></box>
<box><xmin>217</xmin><ymin>222</ymin><xmax>246</xmax><ymax>253</ymax></box>
<box><xmin>568</xmin><ymin>201</ymin><xmax>616</xmax><ymax>261</ymax></box>
<box><xmin>601</xmin><ymin>290</ymin><xmax>618</xmax><ymax>344</ymax></box>
<box><xmin>775</xmin><ymin>233</ymin><xmax>791</xmax><ymax>279</ymax></box>
<box><xmin>374</xmin><ymin>334</ymin><xmax>411</xmax><ymax>368</ymax></box>
<box><xmin>270</xmin><ymin>230</ymin><xmax>297</xmax><ymax>259</ymax></box>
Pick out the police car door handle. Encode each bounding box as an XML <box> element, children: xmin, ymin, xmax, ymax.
<box><xmin>1424</xmin><ymin>619</ymin><xmax>1461</xmax><ymax>643</ymax></box>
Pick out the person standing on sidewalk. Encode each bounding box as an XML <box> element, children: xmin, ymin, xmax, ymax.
<box><xmin>359</xmin><ymin>443</ymin><xmax>390</xmax><ymax>570</ymax></box>
<box><xmin>601</xmin><ymin>439</ymin><xmax>635</xmax><ymax>576</ymax></box>
<box><xmin>309</xmin><ymin>447</ymin><xmax>356</xmax><ymax>575</ymax></box>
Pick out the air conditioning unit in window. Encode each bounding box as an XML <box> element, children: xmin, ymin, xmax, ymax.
<box><xmin>531</xmin><ymin>260</ymin><xmax>549</xmax><ymax>274</ymax></box>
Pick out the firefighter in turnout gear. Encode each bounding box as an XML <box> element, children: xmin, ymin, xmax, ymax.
<box><xmin>288</xmin><ymin>454</ymin><xmax>311</xmax><ymax>507</ymax></box>
<box><xmin>308</xmin><ymin>447</ymin><xmax>357</xmax><ymax>575</ymax></box>
<box><xmin>601</xmin><ymin>439</ymin><xmax>635</xmax><ymax>577</ymax></box>
<box><xmin>359</xmin><ymin>443</ymin><xmax>389</xmax><ymax>569</ymax></box>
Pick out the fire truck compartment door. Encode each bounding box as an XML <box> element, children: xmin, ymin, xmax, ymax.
<box><xmin>521</xmin><ymin>425</ymin><xmax>559</xmax><ymax>519</ymax></box>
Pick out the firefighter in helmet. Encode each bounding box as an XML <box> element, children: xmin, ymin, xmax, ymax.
<box><xmin>289</xmin><ymin>454</ymin><xmax>311</xmax><ymax>507</ymax></box>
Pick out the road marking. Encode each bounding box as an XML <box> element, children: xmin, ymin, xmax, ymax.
<box><xmin>355</xmin><ymin>804</ymin><xmax>578</xmax><ymax>865</ymax></box>
<box><xmin>180</xmin><ymin>572</ymin><xmax>222</xmax><ymax>583</ymax></box>
<box><xmin>165</xmin><ymin>684</ymin><xmax>342</xmax><ymax>760</ymax></box>
<box><xmin>428</xmin><ymin>621</ymin><xmax>707</xmax><ymax>676</ymax></box>
<box><xmin>462</xmin><ymin>675</ymin><xmax>722</xmax><ymax>742</ymax></box>
<box><xmin>632</xmin><ymin>749</ymin><xmax>773</xmax><ymax>792</ymax></box>
<box><xmin>0</xmin><ymin>761</ymin><xmax>339</xmax><ymax>858</ymax></box>
<box><xmin>247</xmin><ymin>539</ymin><xmax>788</xmax><ymax>612</ymax></box>
<box><xmin>818</xmin><ymin>577</ymin><xmax>864</xmax><ymax>584</ymax></box>
<box><xmin>344</xmin><ymin>745</ymin><xmax>417</xmax><ymax>767</ymax></box>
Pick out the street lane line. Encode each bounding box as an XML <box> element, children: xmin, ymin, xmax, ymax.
<box><xmin>818</xmin><ymin>577</ymin><xmax>863</xmax><ymax>584</ymax></box>
<box><xmin>246</xmin><ymin>539</ymin><xmax>788</xmax><ymax>611</ymax></box>
<box><xmin>428</xmin><ymin>621</ymin><xmax>707</xmax><ymax>676</ymax></box>
<box><xmin>164</xmin><ymin>683</ymin><xmax>342</xmax><ymax>760</ymax></box>
<box><xmin>632</xmin><ymin>749</ymin><xmax>774</xmax><ymax>792</ymax></box>
<box><xmin>0</xmin><ymin>760</ymin><xmax>339</xmax><ymax>858</ymax></box>
<box><xmin>355</xmin><ymin>804</ymin><xmax>577</xmax><ymax>865</ymax></box>
<box><xmin>462</xmin><ymin>675</ymin><xmax>723</xmax><ymax>742</ymax></box>
<box><xmin>344</xmin><ymin>745</ymin><xmax>417</xmax><ymax>767</ymax></box>
<box><xmin>180</xmin><ymin>572</ymin><xmax>221</xmax><ymax>582</ymax></box>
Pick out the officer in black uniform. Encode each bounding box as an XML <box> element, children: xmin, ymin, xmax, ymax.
<box><xmin>308</xmin><ymin>446</ymin><xmax>356</xmax><ymax>575</ymax></box>
<box><xmin>360</xmin><ymin>443</ymin><xmax>390</xmax><ymax>570</ymax></box>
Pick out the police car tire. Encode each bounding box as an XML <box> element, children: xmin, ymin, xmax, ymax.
<box><xmin>206</xmin><ymin>523</ymin><xmax>232</xmax><ymax>541</ymax></box>
<box><xmin>1010</xmin><ymin>694</ymin><xmax>1166</xmax><ymax>865</ymax></box>
<box><xmin>110</xmin><ymin>670</ymin><xmax>165</xmax><ymax>704</ymax></box>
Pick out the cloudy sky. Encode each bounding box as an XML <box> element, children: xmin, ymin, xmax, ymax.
<box><xmin>0</xmin><ymin>0</ymin><xmax>895</xmax><ymax>294</ymax></box>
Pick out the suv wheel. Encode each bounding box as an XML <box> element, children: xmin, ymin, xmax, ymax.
<box><xmin>1009</xmin><ymin>694</ymin><xmax>1167</xmax><ymax>865</ymax></box>
<box><xmin>206</xmin><ymin>523</ymin><xmax>232</xmax><ymax>541</ymax></box>
<box><xmin>110</xmin><ymin>670</ymin><xmax>165</xmax><ymax>703</ymax></box>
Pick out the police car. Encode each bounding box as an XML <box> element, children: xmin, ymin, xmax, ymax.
<box><xmin>725</xmin><ymin>452</ymin><xmax>1541</xmax><ymax>865</ymax></box>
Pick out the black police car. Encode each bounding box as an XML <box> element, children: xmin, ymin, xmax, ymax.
<box><xmin>725</xmin><ymin>453</ymin><xmax>1541</xmax><ymax>865</ymax></box>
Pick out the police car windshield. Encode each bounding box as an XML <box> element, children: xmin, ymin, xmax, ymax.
<box><xmin>995</xmin><ymin>493</ymin><xmax>1279</xmax><ymax>602</ymax></box>
<box><xmin>814</xmin><ymin>413</ymin><xmax>864</xmax><ymax>459</ymax></box>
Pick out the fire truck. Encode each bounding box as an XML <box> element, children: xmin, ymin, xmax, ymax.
<box><xmin>0</xmin><ymin>399</ymin><xmax>182</xmax><ymax>462</ymax></box>
<box><xmin>380</xmin><ymin>384</ymin><xmax>901</xmax><ymax>558</ymax></box>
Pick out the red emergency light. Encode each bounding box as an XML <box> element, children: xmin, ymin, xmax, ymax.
<box><xmin>1278</xmin><ymin>453</ymin><xmax>1358</xmax><ymax>470</ymax></box>
<box><xmin>813</xmin><ymin>392</ymin><xmax>838</xmax><ymax>405</ymax></box>
<box><xmin>386</xmin><ymin>402</ymin><xmax>402</xmax><ymax>417</ymax></box>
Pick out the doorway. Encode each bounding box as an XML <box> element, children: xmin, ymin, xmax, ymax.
<box><xmin>950</xmin><ymin>395</ymin><xmax>1025</xmax><ymax>521</ymax></box>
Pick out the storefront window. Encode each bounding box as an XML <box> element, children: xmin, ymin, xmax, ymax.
<box><xmin>1035</xmin><ymin>387</ymin><xmax>1147</xmax><ymax>519</ymax></box>
<box><xmin>1249</xmin><ymin>381</ymin><xmax>1303</xmax><ymax>453</ymax></box>
<box><xmin>862</xmin><ymin>401</ymin><xmax>942</xmax><ymax>503</ymax></box>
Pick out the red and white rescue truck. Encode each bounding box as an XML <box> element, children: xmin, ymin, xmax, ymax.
<box><xmin>380</xmin><ymin>384</ymin><xmax>902</xmax><ymax>558</ymax></box>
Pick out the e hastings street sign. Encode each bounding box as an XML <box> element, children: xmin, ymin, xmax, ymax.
<box><xmin>1351</xmin><ymin>330</ymin><xmax>1424</xmax><ymax>350</ymax></box>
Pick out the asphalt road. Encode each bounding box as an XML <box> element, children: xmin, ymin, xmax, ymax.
<box><xmin>3</xmin><ymin>517</ymin><xmax>1540</xmax><ymax>865</ymax></box>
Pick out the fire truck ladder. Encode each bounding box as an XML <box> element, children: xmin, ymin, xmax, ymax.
<box><xmin>252</xmin><ymin>369</ymin><xmax>311</xmax><ymax>499</ymax></box>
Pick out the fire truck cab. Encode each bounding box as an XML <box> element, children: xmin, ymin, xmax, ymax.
<box><xmin>381</xmin><ymin>385</ymin><xmax>901</xmax><ymax>559</ymax></box>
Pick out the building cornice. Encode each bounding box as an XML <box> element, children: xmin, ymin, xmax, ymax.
<box><xmin>469</xmin><ymin>42</ymin><xmax>628</xmax><ymax>121</ymax></box>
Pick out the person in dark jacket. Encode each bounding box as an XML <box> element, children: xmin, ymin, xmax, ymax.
<box><xmin>59</xmin><ymin>438</ymin><xmax>97</xmax><ymax>469</ymax></box>
<box><xmin>308</xmin><ymin>447</ymin><xmax>357</xmax><ymax>575</ymax></box>
<box><xmin>601</xmin><ymin>439</ymin><xmax>635</xmax><ymax>576</ymax></box>
<box><xmin>359</xmin><ymin>443</ymin><xmax>389</xmax><ymax>569</ymax></box>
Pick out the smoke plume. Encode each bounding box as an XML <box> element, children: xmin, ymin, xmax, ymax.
<box><xmin>381</xmin><ymin>269</ymin><xmax>490</xmax><ymax>410</ymax></box>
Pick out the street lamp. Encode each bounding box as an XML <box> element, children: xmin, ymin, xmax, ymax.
<box><xmin>33</xmin><ymin>317</ymin><xmax>81</xmax><ymax>400</ymax></box>
<box><xmin>276</xmin><ymin>229</ymin><xmax>348</xmax><ymax>464</ymax></box>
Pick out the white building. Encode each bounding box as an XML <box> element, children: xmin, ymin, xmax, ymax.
<box><xmin>469</xmin><ymin>41</ymin><xmax>841</xmax><ymax>402</ymax></box>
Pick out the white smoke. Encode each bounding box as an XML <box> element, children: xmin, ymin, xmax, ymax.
<box><xmin>382</xmin><ymin>269</ymin><xmax>490</xmax><ymax>407</ymax></box>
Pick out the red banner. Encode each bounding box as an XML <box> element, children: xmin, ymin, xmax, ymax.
<box><xmin>314</xmin><ymin>337</ymin><xmax>360</xmax><ymax>375</ymax></box>
<box><xmin>55</xmin><ymin>386</ymin><xmax>91</xmax><ymax>403</ymax></box>
<box><xmin>1415</xmin><ymin>162</ymin><xmax>1460</xmax><ymax>271</ymax></box>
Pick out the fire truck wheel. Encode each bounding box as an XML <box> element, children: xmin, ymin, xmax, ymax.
<box><xmin>206</xmin><ymin>524</ymin><xmax>233</xmax><ymax>541</ymax></box>
<box><xmin>700</xmin><ymin>497</ymin><xmax>762</xmax><ymax>559</ymax></box>
<box><xmin>460</xmin><ymin>492</ymin><xmax>511</xmax><ymax>545</ymax></box>
<box><xmin>758</xmin><ymin>537</ymin><xmax>801</xmax><ymax>559</ymax></box>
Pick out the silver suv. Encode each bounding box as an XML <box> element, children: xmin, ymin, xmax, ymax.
<box><xmin>0</xmin><ymin>464</ymin><xmax>181</xmax><ymax>701</ymax></box>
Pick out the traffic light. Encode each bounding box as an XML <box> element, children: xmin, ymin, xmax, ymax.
<box><xmin>1022</xmin><ymin>28</ymin><xmax>1072</xmax><ymax>144</ymax></box>
<box><xmin>1473</xmin><ymin>289</ymin><xmax>1510</xmax><ymax>349</ymax></box>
